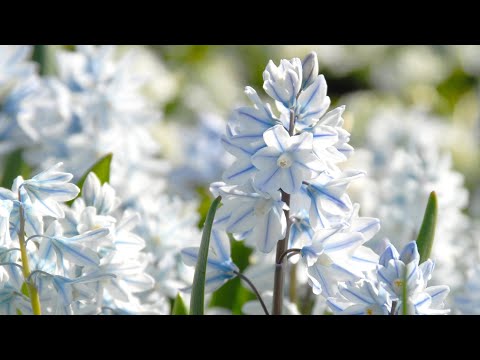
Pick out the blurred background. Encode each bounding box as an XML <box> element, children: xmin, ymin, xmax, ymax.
<box><xmin>1</xmin><ymin>45</ymin><xmax>479</xmax><ymax>313</ymax></box>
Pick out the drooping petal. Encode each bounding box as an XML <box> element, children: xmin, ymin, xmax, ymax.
<box><xmin>52</xmin><ymin>239</ymin><xmax>100</xmax><ymax>267</ymax></box>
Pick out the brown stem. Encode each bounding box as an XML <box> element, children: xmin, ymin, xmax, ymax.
<box><xmin>272</xmin><ymin>108</ymin><xmax>296</xmax><ymax>315</ymax></box>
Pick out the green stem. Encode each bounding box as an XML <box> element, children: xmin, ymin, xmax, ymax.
<box><xmin>402</xmin><ymin>267</ymin><xmax>408</xmax><ymax>315</ymax></box>
<box><xmin>18</xmin><ymin>202</ymin><xmax>41</xmax><ymax>315</ymax></box>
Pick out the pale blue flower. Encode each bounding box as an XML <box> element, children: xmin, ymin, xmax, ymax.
<box><xmin>221</xmin><ymin>124</ymin><xmax>265</xmax><ymax>186</ymax></box>
<box><xmin>327</xmin><ymin>279</ymin><xmax>392</xmax><ymax>315</ymax></box>
<box><xmin>263</xmin><ymin>58</ymin><xmax>302</xmax><ymax>108</ymax></box>
<box><xmin>181</xmin><ymin>228</ymin><xmax>239</xmax><ymax>293</ymax></box>
<box><xmin>30</xmin><ymin>271</ymin><xmax>115</xmax><ymax>315</ymax></box>
<box><xmin>81</xmin><ymin>172</ymin><xmax>120</xmax><ymax>215</ymax></box>
<box><xmin>301</xmin><ymin>227</ymin><xmax>365</xmax><ymax>267</ymax></box>
<box><xmin>0</xmin><ymin>182</ymin><xmax>43</xmax><ymax>241</ymax></box>
<box><xmin>325</xmin><ymin>241</ymin><xmax>451</xmax><ymax>315</ymax></box>
<box><xmin>303</xmin><ymin>226</ymin><xmax>377</xmax><ymax>297</ymax></box>
<box><xmin>36</xmin><ymin>225</ymin><xmax>109</xmax><ymax>272</ymax></box>
<box><xmin>395</xmin><ymin>285</ymin><xmax>450</xmax><ymax>315</ymax></box>
<box><xmin>302</xmin><ymin>106</ymin><xmax>352</xmax><ymax>163</ymax></box>
<box><xmin>288</xmin><ymin>210</ymin><xmax>314</xmax><ymax>250</ymax></box>
<box><xmin>19</xmin><ymin>162</ymin><xmax>80</xmax><ymax>218</ymax></box>
<box><xmin>87</xmin><ymin>253</ymin><xmax>155</xmax><ymax>303</ymax></box>
<box><xmin>230</xmin><ymin>86</ymin><xmax>281</xmax><ymax>145</ymax></box>
<box><xmin>291</xmin><ymin>170</ymin><xmax>364</xmax><ymax>229</ymax></box>
<box><xmin>251</xmin><ymin>124</ymin><xmax>323</xmax><ymax>195</ymax></box>
<box><xmin>296</xmin><ymin>75</ymin><xmax>331</xmax><ymax>128</ymax></box>
<box><xmin>212</xmin><ymin>181</ymin><xmax>287</xmax><ymax>253</ymax></box>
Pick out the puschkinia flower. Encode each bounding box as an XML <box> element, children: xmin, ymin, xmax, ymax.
<box><xmin>263</xmin><ymin>58</ymin><xmax>303</xmax><ymax>108</ymax></box>
<box><xmin>18</xmin><ymin>162</ymin><xmax>80</xmax><ymax>218</ymax></box>
<box><xmin>0</xmin><ymin>163</ymin><xmax>79</xmax><ymax>242</ymax></box>
<box><xmin>0</xmin><ymin>165</ymin><xmax>157</xmax><ymax>315</ymax></box>
<box><xmin>327</xmin><ymin>279</ymin><xmax>392</xmax><ymax>315</ymax></box>
<box><xmin>251</xmin><ymin>125</ymin><xmax>323</xmax><ymax>194</ymax></box>
<box><xmin>181</xmin><ymin>229</ymin><xmax>239</xmax><ymax>293</ymax></box>
<box><xmin>212</xmin><ymin>181</ymin><xmax>287</xmax><ymax>253</ymax></box>
<box><xmin>298</xmin><ymin>205</ymin><xmax>380</xmax><ymax>298</ymax></box>
<box><xmin>327</xmin><ymin>241</ymin><xmax>450</xmax><ymax>315</ymax></box>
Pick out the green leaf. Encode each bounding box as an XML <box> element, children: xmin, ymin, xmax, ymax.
<box><xmin>190</xmin><ymin>195</ymin><xmax>222</xmax><ymax>315</ymax></box>
<box><xmin>1</xmin><ymin>149</ymin><xmax>31</xmax><ymax>189</ymax></box>
<box><xmin>416</xmin><ymin>191</ymin><xmax>438</xmax><ymax>264</ymax></box>
<box><xmin>32</xmin><ymin>45</ymin><xmax>55</xmax><ymax>76</ymax></box>
<box><xmin>172</xmin><ymin>293</ymin><xmax>189</xmax><ymax>315</ymax></box>
<box><xmin>67</xmin><ymin>153</ymin><xmax>112</xmax><ymax>206</ymax></box>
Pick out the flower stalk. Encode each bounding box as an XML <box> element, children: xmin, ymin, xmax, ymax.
<box><xmin>18</xmin><ymin>200</ymin><xmax>42</xmax><ymax>315</ymax></box>
<box><xmin>272</xmin><ymin>109</ymin><xmax>296</xmax><ymax>315</ymax></box>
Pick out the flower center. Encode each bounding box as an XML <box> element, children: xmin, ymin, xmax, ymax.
<box><xmin>366</xmin><ymin>308</ymin><xmax>374</xmax><ymax>315</ymax></box>
<box><xmin>277</xmin><ymin>153</ymin><xmax>293</xmax><ymax>168</ymax></box>
<box><xmin>317</xmin><ymin>253</ymin><xmax>333</xmax><ymax>266</ymax></box>
<box><xmin>394</xmin><ymin>279</ymin><xmax>404</xmax><ymax>289</ymax></box>
<box><xmin>254</xmin><ymin>199</ymin><xmax>272</xmax><ymax>216</ymax></box>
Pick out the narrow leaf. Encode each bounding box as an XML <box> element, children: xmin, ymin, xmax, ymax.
<box><xmin>190</xmin><ymin>195</ymin><xmax>222</xmax><ymax>315</ymax></box>
<box><xmin>32</xmin><ymin>45</ymin><xmax>55</xmax><ymax>76</ymax></box>
<box><xmin>172</xmin><ymin>293</ymin><xmax>188</xmax><ymax>315</ymax></box>
<box><xmin>416</xmin><ymin>191</ymin><xmax>438</xmax><ymax>264</ymax></box>
<box><xmin>67</xmin><ymin>153</ymin><xmax>112</xmax><ymax>206</ymax></box>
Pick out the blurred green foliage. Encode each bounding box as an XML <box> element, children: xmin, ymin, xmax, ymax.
<box><xmin>0</xmin><ymin>149</ymin><xmax>31</xmax><ymax>189</ymax></box>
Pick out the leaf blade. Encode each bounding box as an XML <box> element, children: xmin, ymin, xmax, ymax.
<box><xmin>190</xmin><ymin>195</ymin><xmax>222</xmax><ymax>315</ymax></box>
<box><xmin>67</xmin><ymin>153</ymin><xmax>112</xmax><ymax>206</ymax></box>
<box><xmin>172</xmin><ymin>293</ymin><xmax>188</xmax><ymax>315</ymax></box>
<box><xmin>416</xmin><ymin>191</ymin><xmax>438</xmax><ymax>264</ymax></box>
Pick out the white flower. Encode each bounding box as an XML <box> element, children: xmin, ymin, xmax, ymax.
<box><xmin>19</xmin><ymin>162</ymin><xmax>80</xmax><ymax>218</ymax></box>
<box><xmin>213</xmin><ymin>182</ymin><xmax>287</xmax><ymax>253</ymax></box>
<box><xmin>263</xmin><ymin>58</ymin><xmax>303</xmax><ymax>108</ymax></box>
<box><xmin>251</xmin><ymin>125</ymin><xmax>323</xmax><ymax>195</ymax></box>
<box><xmin>327</xmin><ymin>279</ymin><xmax>392</xmax><ymax>315</ymax></box>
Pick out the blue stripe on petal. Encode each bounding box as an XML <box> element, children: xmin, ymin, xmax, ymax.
<box><xmin>342</xmin><ymin>288</ymin><xmax>373</xmax><ymax>305</ymax></box>
<box><xmin>300</xmin><ymin>79</ymin><xmax>320</xmax><ymax>114</ymax></box>
<box><xmin>272</xmin><ymin>127</ymin><xmax>285</xmax><ymax>152</ymax></box>
<box><xmin>225</xmin><ymin>164</ymin><xmax>256</xmax><ymax>181</ymax></box>
<box><xmin>237</xmin><ymin>109</ymin><xmax>271</xmax><ymax>127</ymax></box>
<box><xmin>211</xmin><ymin>230</ymin><xmax>230</xmax><ymax>262</ymax></box>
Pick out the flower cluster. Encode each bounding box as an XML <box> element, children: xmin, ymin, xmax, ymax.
<box><xmin>0</xmin><ymin>45</ymin><xmax>204</xmax><ymax>313</ymax></box>
<box><xmin>0</xmin><ymin>46</ymin><xmax>459</xmax><ymax>315</ymax></box>
<box><xmin>327</xmin><ymin>242</ymin><xmax>450</xmax><ymax>315</ymax></box>
<box><xmin>0</xmin><ymin>163</ymin><xmax>159</xmax><ymax>315</ymax></box>
<box><xmin>180</xmin><ymin>53</ymin><xmax>453</xmax><ymax>315</ymax></box>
